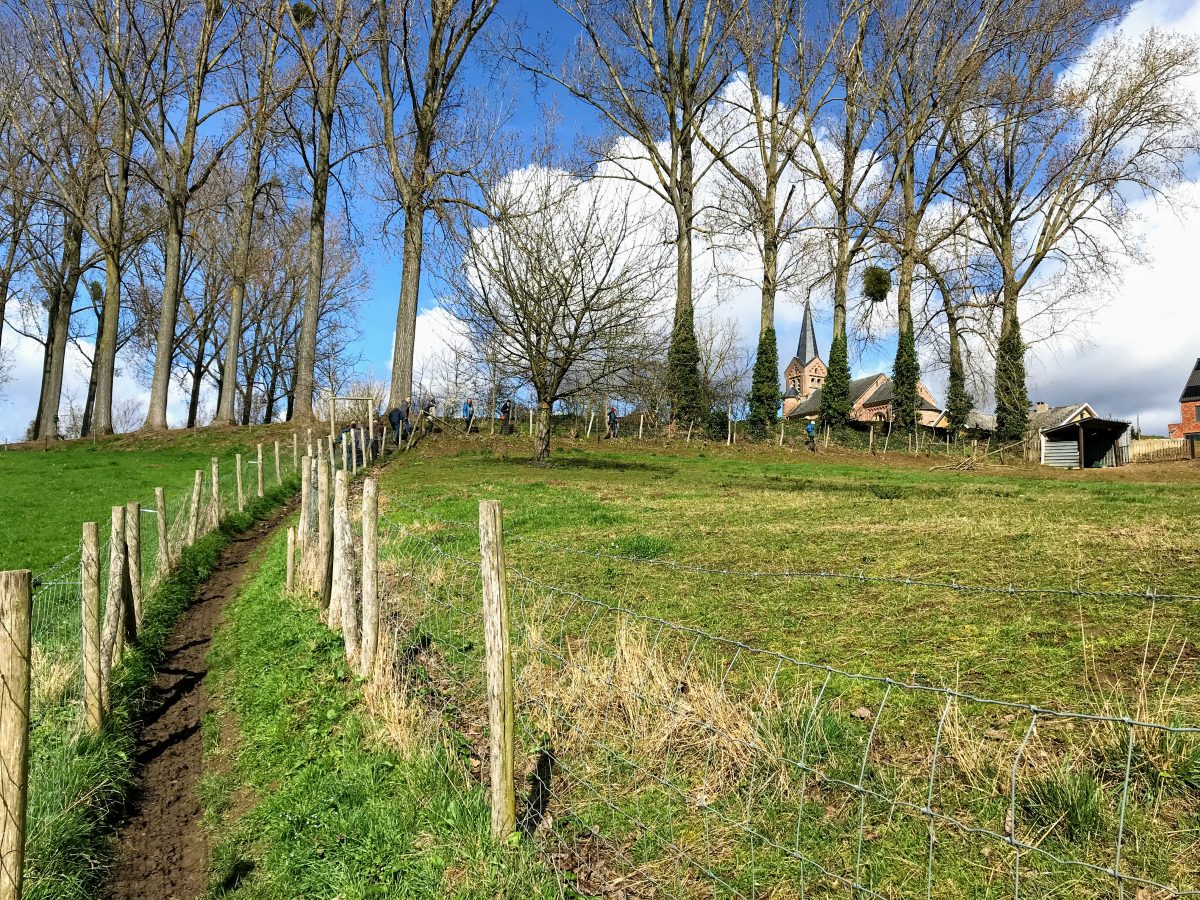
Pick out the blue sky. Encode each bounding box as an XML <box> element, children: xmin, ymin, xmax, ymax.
<box><xmin>2</xmin><ymin>0</ymin><xmax>1197</xmax><ymax>438</ymax></box>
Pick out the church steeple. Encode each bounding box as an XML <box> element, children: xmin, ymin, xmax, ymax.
<box><xmin>796</xmin><ymin>301</ymin><xmax>820</xmax><ymax>364</ymax></box>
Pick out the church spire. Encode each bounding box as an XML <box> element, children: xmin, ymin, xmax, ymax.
<box><xmin>797</xmin><ymin>301</ymin><xmax>820</xmax><ymax>364</ymax></box>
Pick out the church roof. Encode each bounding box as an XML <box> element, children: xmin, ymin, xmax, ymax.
<box><xmin>1181</xmin><ymin>358</ymin><xmax>1200</xmax><ymax>403</ymax></box>
<box><xmin>787</xmin><ymin>374</ymin><xmax>884</xmax><ymax>418</ymax></box>
<box><xmin>796</xmin><ymin>301</ymin><xmax>820</xmax><ymax>365</ymax></box>
<box><xmin>861</xmin><ymin>379</ymin><xmax>939</xmax><ymax>411</ymax></box>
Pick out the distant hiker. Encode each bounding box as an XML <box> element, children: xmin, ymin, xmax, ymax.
<box><xmin>805</xmin><ymin>419</ymin><xmax>817</xmax><ymax>451</ymax></box>
<box><xmin>463</xmin><ymin>397</ymin><xmax>475</xmax><ymax>432</ymax></box>
<box><xmin>424</xmin><ymin>398</ymin><xmax>436</xmax><ymax>435</ymax></box>
<box><xmin>500</xmin><ymin>399</ymin><xmax>512</xmax><ymax>435</ymax></box>
<box><xmin>607</xmin><ymin>406</ymin><xmax>618</xmax><ymax>439</ymax></box>
<box><xmin>387</xmin><ymin>405</ymin><xmax>402</xmax><ymax>442</ymax></box>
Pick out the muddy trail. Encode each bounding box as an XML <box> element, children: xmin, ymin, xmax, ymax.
<box><xmin>104</xmin><ymin>504</ymin><xmax>292</xmax><ymax>900</ymax></box>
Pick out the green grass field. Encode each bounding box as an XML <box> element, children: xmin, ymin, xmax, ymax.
<box><xmin>361</xmin><ymin>440</ymin><xmax>1200</xmax><ymax>898</ymax></box>
<box><xmin>6</xmin><ymin>432</ymin><xmax>1199</xmax><ymax>898</ymax></box>
<box><xmin>0</xmin><ymin>425</ymin><xmax>306</xmax><ymax>575</ymax></box>
<box><xmin>378</xmin><ymin>441</ymin><xmax>1200</xmax><ymax>711</ymax></box>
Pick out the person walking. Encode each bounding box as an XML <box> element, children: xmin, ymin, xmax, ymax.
<box><xmin>500</xmin><ymin>399</ymin><xmax>512</xmax><ymax>435</ymax></box>
<box><xmin>462</xmin><ymin>397</ymin><xmax>475</xmax><ymax>432</ymax></box>
<box><xmin>607</xmin><ymin>406</ymin><xmax>618</xmax><ymax>439</ymax></box>
<box><xmin>387</xmin><ymin>404</ymin><xmax>402</xmax><ymax>443</ymax></box>
<box><xmin>424</xmin><ymin>398</ymin><xmax>436</xmax><ymax>435</ymax></box>
<box><xmin>805</xmin><ymin>419</ymin><xmax>817</xmax><ymax>452</ymax></box>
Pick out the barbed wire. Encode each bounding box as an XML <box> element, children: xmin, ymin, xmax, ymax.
<box><xmin>380</xmin><ymin>518</ymin><xmax>1200</xmax><ymax>898</ymax></box>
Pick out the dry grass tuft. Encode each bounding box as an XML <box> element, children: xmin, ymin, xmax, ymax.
<box><xmin>362</xmin><ymin>621</ymin><xmax>436</xmax><ymax>756</ymax></box>
<box><xmin>31</xmin><ymin>644</ymin><xmax>79</xmax><ymax>714</ymax></box>
<box><xmin>520</xmin><ymin>620</ymin><xmax>769</xmax><ymax>798</ymax></box>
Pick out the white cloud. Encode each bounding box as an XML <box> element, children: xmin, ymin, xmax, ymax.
<box><xmin>0</xmin><ymin>329</ymin><xmax>199</xmax><ymax>440</ymax></box>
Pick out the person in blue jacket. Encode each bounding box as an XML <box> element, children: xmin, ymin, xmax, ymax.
<box><xmin>805</xmin><ymin>419</ymin><xmax>817</xmax><ymax>451</ymax></box>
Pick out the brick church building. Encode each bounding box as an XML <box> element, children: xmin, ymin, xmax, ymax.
<box><xmin>781</xmin><ymin>302</ymin><xmax>942</xmax><ymax>425</ymax></box>
<box><xmin>1167</xmin><ymin>358</ymin><xmax>1200</xmax><ymax>441</ymax></box>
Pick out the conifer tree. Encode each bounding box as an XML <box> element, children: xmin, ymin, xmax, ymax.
<box><xmin>818</xmin><ymin>331</ymin><xmax>851</xmax><ymax>428</ymax></box>
<box><xmin>747</xmin><ymin>327</ymin><xmax>780</xmax><ymax>438</ymax></box>
<box><xmin>666</xmin><ymin>305</ymin><xmax>706</xmax><ymax>425</ymax></box>
<box><xmin>891</xmin><ymin>324</ymin><xmax>920</xmax><ymax>433</ymax></box>
<box><xmin>994</xmin><ymin>318</ymin><xmax>1029</xmax><ymax>441</ymax></box>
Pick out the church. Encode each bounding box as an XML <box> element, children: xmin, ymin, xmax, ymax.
<box><xmin>781</xmin><ymin>302</ymin><xmax>943</xmax><ymax>426</ymax></box>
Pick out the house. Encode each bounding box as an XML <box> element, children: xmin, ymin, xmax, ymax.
<box><xmin>930</xmin><ymin>409</ymin><xmax>996</xmax><ymax>435</ymax></box>
<box><xmin>781</xmin><ymin>302</ymin><xmax>942</xmax><ymax>426</ymax></box>
<box><xmin>1167</xmin><ymin>358</ymin><xmax>1200</xmax><ymax>442</ymax></box>
<box><xmin>1026</xmin><ymin>401</ymin><xmax>1130</xmax><ymax>468</ymax></box>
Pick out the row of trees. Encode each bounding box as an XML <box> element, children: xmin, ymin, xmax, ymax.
<box><xmin>0</xmin><ymin>0</ymin><xmax>497</xmax><ymax>436</ymax></box>
<box><xmin>0</xmin><ymin>0</ymin><xmax>1195</xmax><ymax>442</ymax></box>
<box><xmin>512</xmin><ymin>0</ymin><xmax>1198</xmax><ymax>445</ymax></box>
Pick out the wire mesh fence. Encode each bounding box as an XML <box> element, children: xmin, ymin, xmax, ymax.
<box><xmin>369</xmin><ymin>504</ymin><xmax>1200</xmax><ymax>899</ymax></box>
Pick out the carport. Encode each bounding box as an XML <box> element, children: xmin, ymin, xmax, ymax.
<box><xmin>1040</xmin><ymin>417</ymin><xmax>1130</xmax><ymax>469</ymax></box>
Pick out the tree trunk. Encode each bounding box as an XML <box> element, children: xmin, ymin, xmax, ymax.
<box><xmin>91</xmin><ymin>105</ymin><xmax>133</xmax><ymax>438</ymax></box>
<box><xmin>387</xmin><ymin>186</ymin><xmax>427</xmax><ymax>409</ymax></box>
<box><xmin>186</xmin><ymin>347</ymin><xmax>205</xmax><ymax>429</ymax></box>
<box><xmin>91</xmin><ymin>247</ymin><xmax>122</xmax><ymax>436</ymax></box>
<box><xmin>0</xmin><ymin>223</ymin><xmax>21</xmax><ymax>362</ymax></box>
<box><xmin>831</xmin><ymin>220</ymin><xmax>850</xmax><ymax>340</ymax></box>
<box><xmin>143</xmin><ymin>197</ymin><xmax>186</xmax><ymax>430</ymax></box>
<box><xmin>534</xmin><ymin>400</ymin><xmax>552</xmax><ymax>462</ymax></box>
<box><xmin>291</xmin><ymin>97</ymin><xmax>334</xmax><ymax>422</ymax></box>
<box><xmin>216</xmin><ymin>139</ymin><xmax>264</xmax><ymax>424</ymax></box>
<box><xmin>35</xmin><ymin>216</ymin><xmax>84</xmax><ymax>440</ymax></box>
<box><xmin>760</xmin><ymin>192</ymin><xmax>778</xmax><ymax>334</ymax></box>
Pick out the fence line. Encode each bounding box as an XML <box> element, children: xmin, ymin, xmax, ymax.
<box><xmin>356</xmin><ymin>503</ymin><xmax>1200</xmax><ymax>898</ymax></box>
<box><xmin>2</xmin><ymin>424</ymin><xmax>330</xmax><ymax>898</ymax></box>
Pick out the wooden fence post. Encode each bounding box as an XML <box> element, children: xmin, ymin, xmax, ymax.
<box><xmin>187</xmin><ymin>470</ymin><xmax>202</xmax><ymax>547</ymax></box>
<box><xmin>360</xmin><ymin>478</ymin><xmax>378</xmax><ymax>679</ymax></box>
<box><xmin>236</xmin><ymin>454</ymin><xmax>245</xmax><ymax>512</ymax></box>
<box><xmin>331</xmin><ymin>471</ymin><xmax>359</xmax><ymax>661</ymax></box>
<box><xmin>299</xmin><ymin>455</ymin><xmax>311</xmax><ymax>564</ymax></box>
<box><xmin>155</xmin><ymin>487</ymin><xmax>170</xmax><ymax>576</ymax></box>
<box><xmin>274</xmin><ymin>440</ymin><xmax>282</xmax><ymax>485</ymax></box>
<box><xmin>82</xmin><ymin>523</ymin><xmax>102</xmax><ymax>731</ymax></box>
<box><xmin>0</xmin><ymin>569</ymin><xmax>32</xmax><ymax>900</ymax></box>
<box><xmin>478</xmin><ymin>500</ymin><xmax>516</xmax><ymax>841</ymax></box>
<box><xmin>293</xmin><ymin>432</ymin><xmax>299</xmax><ymax>471</ymax></box>
<box><xmin>210</xmin><ymin>458</ymin><xmax>220</xmax><ymax>529</ymax></box>
<box><xmin>343</xmin><ymin>439</ymin><xmax>350</xmax><ymax>474</ymax></box>
<box><xmin>286</xmin><ymin>527</ymin><xmax>296</xmax><ymax>593</ymax></box>
<box><xmin>256</xmin><ymin>444</ymin><xmax>264</xmax><ymax>498</ymax></box>
<box><xmin>99</xmin><ymin>505</ymin><xmax>126</xmax><ymax>711</ymax></box>
<box><xmin>869</xmin><ymin>427</ymin><xmax>874</xmax><ymax>453</ymax></box>
<box><xmin>528</xmin><ymin>407</ymin><xmax>533</xmax><ymax>437</ymax></box>
<box><xmin>686</xmin><ymin>420</ymin><xmax>694</xmax><ymax>443</ymax></box>
<box><xmin>779</xmin><ymin>419</ymin><xmax>785</xmax><ymax>447</ymax></box>
<box><xmin>316</xmin><ymin>463</ymin><xmax>332</xmax><ymax>615</ymax></box>
<box><xmin>125</xmin><ymin>501</ymin><xmax>143</xmax><ymax>633</ymax></box>
<box><xmin>638</xmin><ymin>414</ymin><xmax>644</xmax><ymax>440</ymax></box>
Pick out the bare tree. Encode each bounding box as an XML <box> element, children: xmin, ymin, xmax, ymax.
<box><xmin>513</xmin><ymin>0</ymin><xmax>741</xmax><ymax>423</ymax></box>
<box><xmin>139</xmin><ymin>0</ymin><xmax>249</xmax><ymax>430</ymax></box>
<box><xmin>697</xmin><ymin>0</ymin><xmax>847</xmax><ymax>434</ymax></box>
<box><xmin>360</xmin><ymin>0</ymin><xmax>500</xmax><ymax>409</ymax></box>
<box><xmin>283</xmin><ymin>0</ymin><xmax>368</xmax><ymax>420</ymax></box>
<box><xmin>215</xmin><ymin>0</ymin><xmax>294</xmax><ymax>424</ymax></box>
<box><xmin>446</xmin><ymin>169</ymin><xmax>669</xmax><ymax>460</ymax></box>
<box><xmin>953</xmin><ymin>8</ymin><xmax>1200</xmax><ymax>439</ymax></box>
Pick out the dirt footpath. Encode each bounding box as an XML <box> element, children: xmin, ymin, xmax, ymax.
<box><xmin>104</xmin><ymin>505</ymin><xmax>291</xmax><ymax>900</ymax></box>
